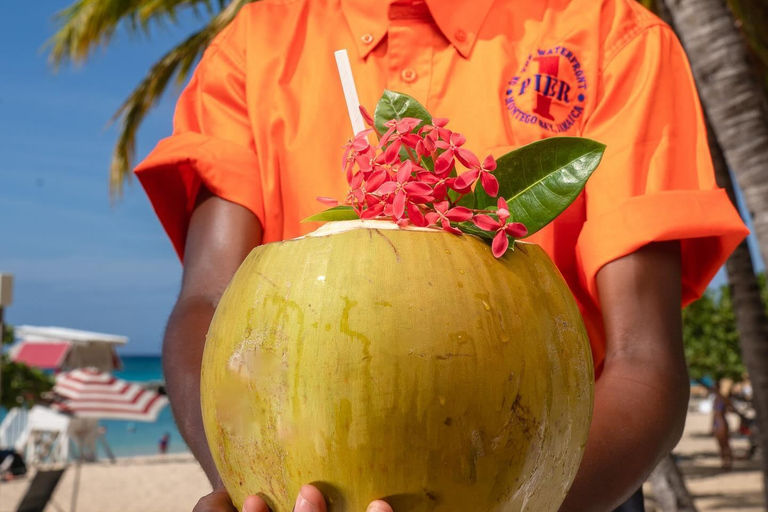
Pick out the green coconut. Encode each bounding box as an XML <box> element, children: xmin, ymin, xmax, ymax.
<box><xmin>201</xmin><ymin>220</ymin><xmax>594</xmax><ymax>512</ymax></box>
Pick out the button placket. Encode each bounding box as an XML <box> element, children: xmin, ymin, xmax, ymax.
<box><xmin>386</xmin><ymin>22</ymin><xmax>433</xmax><ymax>100</ymax></box>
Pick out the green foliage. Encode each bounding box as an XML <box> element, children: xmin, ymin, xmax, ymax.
<box><xmin>1</xmin><ymin>325</ymin><xmax>55</xmax><ymax>410</ymax></box>
<box><xmin>373</xmin><ymin>89</ymin><xmax>435</xmax><ymax>169</ymax></box>
<box><xmin>724</xmin><ymin>0</ymin><xmax>768</xmax><ymax>95</ymax></box>
<box><xmin>303</xmin><ymin>205</ymin><xmax>359</xmax><ymax>223</ymax></box>
<box><xmin>47</xmin><ymin>0</ymin><xmax>255</xmax><ymax>198</ymax></box>
<box><xmin>1</xmin><ymin>355</ymin><xmax>55</xmax><ymax>411</ymax></box>
<box><xmin>683</xmin><ymin>286</ymin><xmax>745</xmax><ymax>383</ymax></box>
<box><xmin>473</xmin><ymin>137</ymin><xmax>605</xmax><ymax>237</ymax></box>
<box><xmin>46</xmin><ymin>0</ymin><xmax>225</xmax><ymax>65</ymax></box>
<box><xmin>373</xmin><ymin>90</ymin><xmax>432</xmax><ymax>138</ymax></box>
<box><xmin>2</xmin><ymin>324</ymin><xmax>13</xmax><ymax>345</ymax></box>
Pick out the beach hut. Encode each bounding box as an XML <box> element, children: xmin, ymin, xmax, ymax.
<box><xmin>0</xmin><ymin>326</ymin><xmax>129</xmax><ymax>467</ymax></box>
<box><xmin>9</xmin><ymin>326</ymin><xmax>126</xmax><ymax>372</ymax></box>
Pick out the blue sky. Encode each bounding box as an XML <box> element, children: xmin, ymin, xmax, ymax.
<box><xmin>0</xmin><ymin>3</ymin><xmax>208</xmax><ymax>354</ymax></box>
<box><xmin>0</xmin><ymin>3</ymin><xmax>763</xmax><ymax>355</ymax></box>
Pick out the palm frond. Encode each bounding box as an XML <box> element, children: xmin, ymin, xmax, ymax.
<box><xmin>726</xmin><ymin>0</ymin><xmax>768</xmax><ymax>93</ymax></box>
<box><xmin>108</xmin><ymin>0</ymin><xmax>250</xmax><ymax>198</ymax></box>
<box><xmin>47</xmin><ymin>0</ymin><xmax>227</xmax><ymax>67</ymax></box>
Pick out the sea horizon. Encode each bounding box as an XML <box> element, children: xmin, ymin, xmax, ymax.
<box><xmin>104</xmin><ymin>354</ymin><xmax>187</xmax><ymax>458</ymax></box>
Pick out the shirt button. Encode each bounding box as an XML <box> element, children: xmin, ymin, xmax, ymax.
<box><xmin>361</xmin><ymin>33</ymin><xmax>374</xmax><ymax>45</ymax></box>
<box><xmin>401</xmin><ymin>68</ymin><xmax>417</xmax><ymax>83</ymax></box>
<box><xmin>455</xmin><ymin>29</ymin><xmax>467</xmax><ymax>42</ymax></box>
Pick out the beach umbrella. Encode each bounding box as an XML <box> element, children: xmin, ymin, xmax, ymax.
<box><xmin>52</xmin><ymin>367</ymin><xmax>168</xmax><ymax>422</ymax></box>
<box><xmin>51</xmin><ymin>368</ymin><xmax>167</xmax><ymax>512</ymax></box>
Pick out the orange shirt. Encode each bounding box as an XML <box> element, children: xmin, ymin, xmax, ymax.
<box><xmin>135</xmin><ymin>0</ymin><xmax>748</xmax><ymax>373</ymax></box>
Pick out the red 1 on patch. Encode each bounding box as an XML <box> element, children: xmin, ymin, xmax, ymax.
<box><xmin>505</xmin><ymin>46</ymin><xmax>588</xmax><ymax>134</ymax></box>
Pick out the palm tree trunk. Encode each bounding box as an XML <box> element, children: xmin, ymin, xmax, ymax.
<box><xmin>708</xmin><ymin>112</ymin><xmax>768</xmax><ymax>503</ymax></box>
<box><xmin>659</xmin><ymin>0</ymin><xmax>768</xmax><ymax>502</ymax></box>
<box><xmin>659</xmin><ymin>0</ymin><xmax>768</xmax><ymax>267</ymax></box>
<box><xmin>649</xmin><ymin>455</ymin><xmax>699</xmax><ymax>512</ymax></box>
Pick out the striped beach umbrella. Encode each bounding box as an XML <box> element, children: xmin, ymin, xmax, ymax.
<box><xmin>52</xmin><ymin>367</ymin><xmax>168</xmax><ymax>422</ymax></box>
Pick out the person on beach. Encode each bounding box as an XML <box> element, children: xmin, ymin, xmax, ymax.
<box><xmin>135</xmin><ymin>0</ymin><xmax>748</xmax><ymax>511</ymax></box>
<box><xmin>159</xmin><ymin>433</ymin><xmax>171</xmax><ymax>455</ymax></box>
<box><xmin>713</xmin><ymin>381</ymin><xmax>735</xmax><ymax>470</ymax></box>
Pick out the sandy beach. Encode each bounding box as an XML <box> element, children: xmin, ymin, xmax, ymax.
<box><xmin>645</xmin><ymin>410</ymin><xmax>765</xmax><ymax>512</ymax></box>
<box><xmin>2</xmin><ymin>411</ymin><xmax>763</xmax><ymax>512</ymax></box>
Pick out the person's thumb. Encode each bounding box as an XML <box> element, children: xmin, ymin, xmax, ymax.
<box><xmin>293</xmin><ymin>485</ymin><xmax>328</xmax><ymax>512</ymax></box>
<box><xmin>242</xmin><ymin>495</ymin><xmax>269</xmax><ymax>512</ymax></box>
<box><xmin>365</xmin><ymin>500</ymin><xmax>393</xmax><ymax>512</ymax></box>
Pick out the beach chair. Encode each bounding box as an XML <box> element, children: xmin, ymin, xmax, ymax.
<box><xmin>13</xmin><ymin>468</ymin><xmax>66</xmax><ymax>512</ymax></box>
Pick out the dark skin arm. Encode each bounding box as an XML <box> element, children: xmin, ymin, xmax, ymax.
<box><xmin>164</xmin><ymin>188</ymin><xmax>261</xmax><ymax>508</ymax></box>
<box><xmin>558</xmin><ymin>240</ymin><xmax>690</xmax><ymax>512</ymax></box>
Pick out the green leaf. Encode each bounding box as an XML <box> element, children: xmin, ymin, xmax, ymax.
<box><xmin>302</xmin><ymin>206</ymin><xmax>359</xmax><ymax>223</ymax></box>
<box><xmin>474</xmin><ymin>137</ymin><xmax>605</xmax><ymax>236</ymax></box>
<box><xmin>455</xmin><ymin>222</ymin><xmax>495</xmax><ymax>241</ymax></box>
<box><xmin>455</xmin><ymin>192</ymin><xmax>475</xmax><ymax>209</ymax></box>
<box><xmin>374</xmin><ymin>90</ymin><xmax>433</xmax><ymax>165</ymax></box>
<box><xmin>373</xmin><ymin>90</ymin><xmax>432</xmax><ymax>136</ymax></box>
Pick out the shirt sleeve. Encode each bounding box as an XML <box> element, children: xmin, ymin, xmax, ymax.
<box><xmin>576</xmin><ymin>24</ymin><xmax>749</xmax><ymax>306</ymax></box>
<box><xmin>134</xmin><ymin>18</ymin><xmax>264</xmax><ymax>260</ymax></box>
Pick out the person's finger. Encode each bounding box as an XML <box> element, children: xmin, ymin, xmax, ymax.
<box><xmin>193</xmin><ymin>489</ymin><xmax>238</xmax><ymax>512</ymax></box>
<box><xmin>293</xmin><ymin>484</ymin><xmax>328</xmax><ymax>512</ymax></box>
<box><xmin>365</xmin><ymin>500</ymin><xmax>394</xmax><ymax>512</ymax></box>
<box><xmin>242</xmin><ymin>495</ymin><xmax>269</xmax><ymax>512</ymax></box>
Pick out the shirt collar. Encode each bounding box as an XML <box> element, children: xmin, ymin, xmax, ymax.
<box><xmin>340</xmin><ymin>0</ymin><xmax>496</xmax><ymax>59</ymax></box>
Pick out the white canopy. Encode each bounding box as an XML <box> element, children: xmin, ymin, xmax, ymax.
<box><xmin>10</xmin><ymin>326</ymin><xmax>127</xmax><ymax>372</ymax></box>
<box><xmin>14</xmin><ymin>325</ymin><xmax>128</xmax><ymax>345</ymax></box>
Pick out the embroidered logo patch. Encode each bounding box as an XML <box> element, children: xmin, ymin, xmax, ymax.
<box><xmin>505</xmin><ymin>46</ymin><xmax>588</xmax><ymax>133</ymax></box>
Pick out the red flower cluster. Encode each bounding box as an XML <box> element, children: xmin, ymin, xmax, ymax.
<box><xmin>319</xmin><ymin>108</ymin><xmax>527</xmax><ymax>258</ymax></box>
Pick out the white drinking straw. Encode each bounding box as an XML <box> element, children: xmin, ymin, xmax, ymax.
<box><xmin>334</xmin><ymin>49</ymin><xmax>366</xmax><ymax>135</ymax></box>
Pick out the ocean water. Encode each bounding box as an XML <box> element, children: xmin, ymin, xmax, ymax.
<box><xmin>100</xmin><ymin>355</ymin><xmax>188</xmax><ymax>457</ymax></box>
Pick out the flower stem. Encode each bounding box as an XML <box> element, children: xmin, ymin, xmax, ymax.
<box><xmin>403</xmin><ymin>144</ymin><xmax>419</xmax><ymax>164</ymax></box>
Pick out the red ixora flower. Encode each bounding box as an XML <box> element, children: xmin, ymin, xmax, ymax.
<box><xmin>350</xmin><ymin>169</ymin><xmax>387</xmax><ymax>203</ymax></box>
<box><xmin>425</xmin><ymin>201</ymin><xmax>473</xmax><ymax>234</ymax></box>
<box><xmin>317</xmin><ymin>108</ymin><xmax>533</xmax><ymax>258</ymax></box>
<box><xmin>376</xmin><ymin>160</ymin><xmax>433</xmax><ymax>221</ymax></box>
<box><xmin>472</xmin><ymin>197</ymin><xmax>528</xmax><ymax>257</ymax></box>
<box><xmin>435</xmin><ymin>132</ymin><xmax>480</xmax><ymax>170</ymax></box>
<box><xmin>380</xmin><ymin>117</ymin><xmax>423</xmax><ymax>162</ymax></box>
<box><xmin>454</xmin><ymin>154</ymin><xmax>499</xmax><ymax>197</ymax></box>
<box><xmin>342</xmin><ymin>129</ymin><xmax>373</xmax><ymax>182</ymax></box>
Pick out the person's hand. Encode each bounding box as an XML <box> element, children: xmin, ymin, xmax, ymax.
<box><xmin>244</xmin><ymin>485</ymin><xmax>394</xmax><ymax>512</ymax></box>
<box><xmin>193</xmin><ymin>489</ymin><xmax>239</xmax><ymax>512</ymax></box>
<box><xmin>193</xmin><ymin>485</ymin><xmax>394</xmax><ymax>512</ymax></box>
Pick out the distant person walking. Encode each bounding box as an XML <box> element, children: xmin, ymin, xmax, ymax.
<box><xmin>159</xmin><ymin>433</ymin><xmax>170</xmax><ymax>455</ymax></box>
<box><xmin>713</xmin><ymin>380</ymin><xmax>736</xmax><ymax>469</ymax></box>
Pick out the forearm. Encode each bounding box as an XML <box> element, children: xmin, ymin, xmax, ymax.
<box><xmin>559</xmin><ymin>359</ymin><xmax>689</xmax><ymax>512</ymax></box>
<box><xmin>163</xmin><ymin>295</ymin><xmax>222</xmax><ymax>488</ymax></box>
